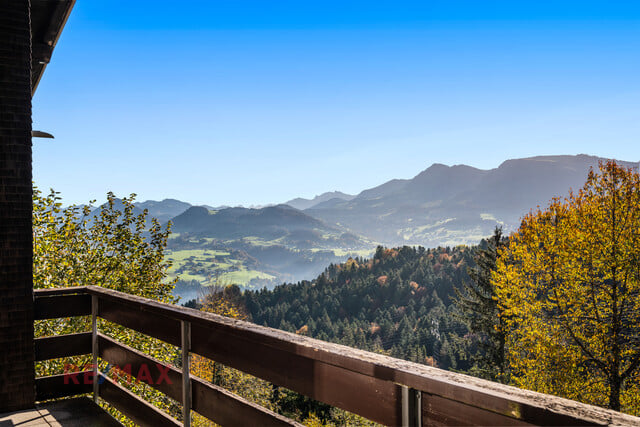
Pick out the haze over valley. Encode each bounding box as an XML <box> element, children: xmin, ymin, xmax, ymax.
<box><xmin>111</xmin><ymin>154</ymin><xmax>636</xmax><ymax>299</ymax></box>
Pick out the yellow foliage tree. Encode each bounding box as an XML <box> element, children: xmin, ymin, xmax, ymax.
<box><xmin>33</xmin><ymin>188</ymin><xmax>180</xmax><ymax>424</ymax></box>
<box><xmin>493</xmin><ymin>161</ymin><xmax>640</xmax><ymax>414</ymax></box>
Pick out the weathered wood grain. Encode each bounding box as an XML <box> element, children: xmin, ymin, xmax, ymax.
<box><xmin>33</xmin><ymin>286</ymin><xmax>640</xmax><ymax>426</ymax></box>
<box><xmin>34</xmin><ymin>294</ymin><xmax>91</xmax><ymax>319</ymax></box>
<box><xmin>99</xmin><ymin>373</ymin><xmax>181</xmax><ymax>427</ymax></box>
<box><xmin>35</xmin><ymin>332</ymin><xmax>92</xmax><ymax>361</ymax></box>
<box><xmin>191</xmin><ymin>376</ymin><xmax>302</xmax><ymax>427</ymax></box>
<box><xmin>98</xmin><ymin>333</ymin><xmax>182</xmax><ymax>402</ymax></box>
<box><xmin>35</xmin><ymin>372</ymin><xmax>92</xmax><ymax>401</ymax></box>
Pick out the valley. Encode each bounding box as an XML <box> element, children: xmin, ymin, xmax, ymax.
<box><xmin>127</xmin><ymin>154</ymin><xmax>637</xmax><ymax>299</ymax></box>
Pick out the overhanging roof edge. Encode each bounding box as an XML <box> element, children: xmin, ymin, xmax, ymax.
<box><xmin>31</xmin><ymin>0</ymin><xmax>76</xmax><ymax>96</ymax></box>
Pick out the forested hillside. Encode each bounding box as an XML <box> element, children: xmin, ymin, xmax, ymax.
<box><xmin>244</xmin><ymin>245</ymin><xmax>475</xmax><ymax>371</ymax></box>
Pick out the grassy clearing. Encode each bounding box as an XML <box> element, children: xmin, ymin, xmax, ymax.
<box><xmin>170</xmin><ymin>272</ymin><xmax>208</xmax><ymax>282</ymax></box>
<box><xmin>331</xmin><ymin>248</ymin><xmax>374</xmax><ymax>257</ymax></box>
<box><xmin>166</xmin><ymin>248</ymin><xmax>274</xmax><ymax>287</ymax></box>
<box><xmin>217</xmin><ymin>269</ymin><xmax>275</xmax><ymax>286</ymax></box>
<box><xmin>166</xmin><ymin>249</ymin><xmax>230</xmax><ymax>261</ymax></box>
<box><xmin>309</xmin><ymin>248</ymin><xmax>374</xmax><ymax>258</ymax></box>
<box><xmin>166</xmin><ymin>249</ymin><xmax>233</xmax><ymax>283</ymax></box>
<box><xmin>237</xmin><ymin>236</ymin><xmax>285</xmax><ymax>246</ymax></box>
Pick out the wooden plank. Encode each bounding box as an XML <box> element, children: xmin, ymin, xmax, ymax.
<box><xmin>35</xmin><ymin>397</ymin><xmax>122</xmax><ymax>427</ymax></box>
<box><xmin>98</xmin><ymin>333</ymin><xmax>182</xmax><ymax>402</ymax></box>
<box><xmin>98</xmin><ymin>333</ymin><xmax>301</xmax><ymax>427</ymax></box>
<box><xmin>191</xmin><ymin>322</ymin><xmax>401</xmax><ymax>426</ymax></box>
<box><xmin>34</xmin><ymin>286</ymin><xmax>88</xmax><ymax>297</ymax></box>
<box><xmin>35</xmin><ymin>332</ymin><xmax>92</xmax><ymax>361</ymax></box>
<box><xmin>99</xmin><ymin>373</ymin><xmax>181</xmax><ymax>427</ymax></box>
<box><xmin>422</xmin><ymin>393</ymin><xmax>538</xmax><ymax>427</ymax></box>
<box><xmin>517</xmin><ymin>402</ymin><xmax>602</xmax><ymax>427</ymax></box>
<box><xmin>36</xmin><ymin>372</ymin><xmax>92</xmax><ymax>401</ymax></box>
<box><xmin>98</xmin><ymin>297</ymin><xmax>181</xmax><ymax>346</ymax></box>
<box><xmin>91</xmin><ymin>287</ymin><xmax>400</xmax><ymax>424</ymax></box>
<box><xmin>86</xmin><ymin>286</ymin><xmax>640</xmax><ymax>427</ymax></box>
<box><xmin>34</xmin><ymin>294</ymin><xmax>91</xmax><ymax>320</ymax></box>
<box><xmin>188</xmin><ymin>320</ymin><xmax>619</xmax><ymax>426</ymax></box>
<box><xmin>394</xmin><ymin>368</ymin><xmax>606</xmax><ymax>426</ymax></box>
<box><xmin>191</xmin><ymin>376</ymin><xmax>302</xmax><ymax>427</ymax></box>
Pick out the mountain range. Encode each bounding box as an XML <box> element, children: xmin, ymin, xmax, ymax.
<box><xmin>306</xmin><ymin>154</ymin><xmax>638</xmax><ymax>246</ymax></box>
<box><xmin>169</xmin><ymin>203</ymin><xmax>368</xmax><ymax>248</ymax></box>
<box><xmin>284</xmin><ymin>191</ymin><xmax>355</xmax><ymax>210</ymax></box>
<box><xmin>126</xmin><ymin>154</ymin><xmax>637</xmax><ymax>290</ymax></box>
<box><xmin>141</xmin><ymin>154</ymin><xmax>637</xmax><ymax>246</ymax></box>
<box><xmin>137</xmin><ymin>199</ymin><xmax>192</xmax><ymax>223</ymax></box>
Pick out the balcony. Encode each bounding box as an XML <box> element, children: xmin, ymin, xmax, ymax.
<box><xmin>9</xmin><ymin>285</ymin><xmax>634</xmax><ymax>426</ymax></box>
<box><xmin>2</xmin><ymin>2</ymin><xmax>638</xmax><ymax>426</ymax></box>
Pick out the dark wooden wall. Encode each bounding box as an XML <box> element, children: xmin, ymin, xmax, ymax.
<box><xmin>0</xmin><ymin>0</ymin><xmax>35</xmax><ymax>412</ymax></box>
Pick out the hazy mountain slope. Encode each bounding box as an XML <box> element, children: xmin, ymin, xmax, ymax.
<box><xmin>137</xmin><ymin>199</ymin><xmax>192</xmax><ymax>223</ymax></box>
<box><xmin>90</xmin><ymin>198</ymin><xmax>193</xmax><ymax>225</ymax></box>
<box><xmin>157</xmin><ymin>154</ymin><xmax>638</xmax><ymax>292</ymax></box>
<box><xmin>90</xmin><ymin>198</ymin><xmax>145</xmax><ymax>219</ymax></box>
<box><xmin>462</xmin><ymin>155</ymin><xmax>636</xmax><ymax>213</ymax></box>
<box><xmin>171</xmin><ymin>204</ymin><xmax>334</xmax><ymax>240</ymax></box>
<box><xmin>285</xmin><ymin>191</ymin><xmax>355</xmax><ymax>210</ymax></box>
<box><xmin>167</xmin><ymin>204</ymin><xmax>374</xmax><ymax>292</ymax></box>
<box><xmin>307</xmin><ymin>155</ymin><xmax>638</xmax><ymax>246</ymax></box>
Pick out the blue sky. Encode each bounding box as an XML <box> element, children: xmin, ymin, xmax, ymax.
<box><xmin>32</xmin><ymin>1</ymin><xmax>640</xmax><ymax>206</ymax></box>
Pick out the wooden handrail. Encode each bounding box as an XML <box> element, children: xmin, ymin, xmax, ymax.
<box><xmin>34</xmin><ymin>287</ymin><xmax>640</xmax><ymax>426</ymax></box>
<box><xmin>34</xmin><ymin>293</ymin><xmax>91</xmax><ymax>320</ymax></box>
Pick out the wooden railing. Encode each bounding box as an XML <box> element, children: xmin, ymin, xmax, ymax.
<box><xmin>34</xmin><ymin>286</ymin><xmax>640</xmax><ymax>427</ymax></box>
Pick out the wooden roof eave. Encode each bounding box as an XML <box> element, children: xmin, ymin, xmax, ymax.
<box><xmin>30</xmin><ymin>0</ymin><xmax>76</xmax><ymax>96</ymax></box>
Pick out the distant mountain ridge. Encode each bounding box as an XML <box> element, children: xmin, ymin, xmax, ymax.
<box><xmin>285</xmin><ymin>191</ymin><xmax>355</xmax><ymax>210</ymax></box>
<box><xmin>306</xmin><ymin>154</ymin><xmax>638</xmax><ymax>247</ymax></box>
<box><xmin>170</xmin><ymin>204</ymin><xmax>330</xmax><ymax>240</ymax></box>
<box><xmin>135</xmin><ymin>154</ymin><xmax>638</xmax><ymax>249</ymax></box>
<box><xmin>91</xmin><ymin>198</ymin><xmax>198</xmax><ymax>225</ymax></box>
<box><xmin>137</xmin><ymin>199</ymin><xmax>192</xmax><ymax>223</ymax></box>
<box><xmin>110</xmin><ymin>154</ymin><xmax>638</xmax><ymax>250</ymax></box>
<box><xmin>104</xmin><ymin>154</ymin><xmax>639</xmax><ymax>290</ymax></box>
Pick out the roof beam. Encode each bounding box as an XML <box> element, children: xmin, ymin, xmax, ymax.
<box><xmin>30</xmin><ymin>0</ymin><xmax>76</xmax><ymax>95</ymax></box>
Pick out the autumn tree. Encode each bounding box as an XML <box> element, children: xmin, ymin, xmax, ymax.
<box><xmin>33</xmin><ymin>187</ymin><xmax>180</xmax><ymax>423</ymax></box>
<box><xmin>493</xmin><ymin>161</ymin><xmax>640</xmax><ymax>414</ymax></box>
<box><xmin>33</xmin><ymin>187</ymin><xmax>175</xmax><ymax>300</ymax></box>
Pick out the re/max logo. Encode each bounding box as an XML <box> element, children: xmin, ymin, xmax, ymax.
<box><xmin>63</xmin><ymin>363</ymin><xmax>172</xmax><ymax>385</ymax></box>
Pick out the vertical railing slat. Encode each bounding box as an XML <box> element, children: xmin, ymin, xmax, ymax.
<box><xmin>401</xmin><ymin>385</ymin><xmax>422</xmax><ymax>427</ymax></box>
<box><xmin>92</xmin><ymin>295</ymin><xmax>99</xmax><ymax>402</ymax></box>
<box><xmin>181</xmin><ymin>320</ymin><xmax>192</xmax><ymax>427</ymax></box>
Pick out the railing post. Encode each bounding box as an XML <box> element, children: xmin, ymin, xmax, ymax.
<box><xmin>181</xmin><ymin>320</ymin><xmax>192</xmax><ymax>427</ymax></box>
<box><xmin>401</xmin><ymin>385</ymin><xmax>422</xmax><ymax>427</ymax></box>
<box><xmin>92</xmin><ymin>295</ymin><xmax>99</xmax><ymax>402</ymax></box>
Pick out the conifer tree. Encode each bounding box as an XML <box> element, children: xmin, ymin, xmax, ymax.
<box><xmin>453</xmin><ymin>227</ymin><xmax>508</xmax><ymax>382</ymax></box>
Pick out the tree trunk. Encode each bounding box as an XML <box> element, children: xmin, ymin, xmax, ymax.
<box><xmin>609</xmin><ymin>374</ymin><xmax>621</xmax><ymax>411</ymax></box>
